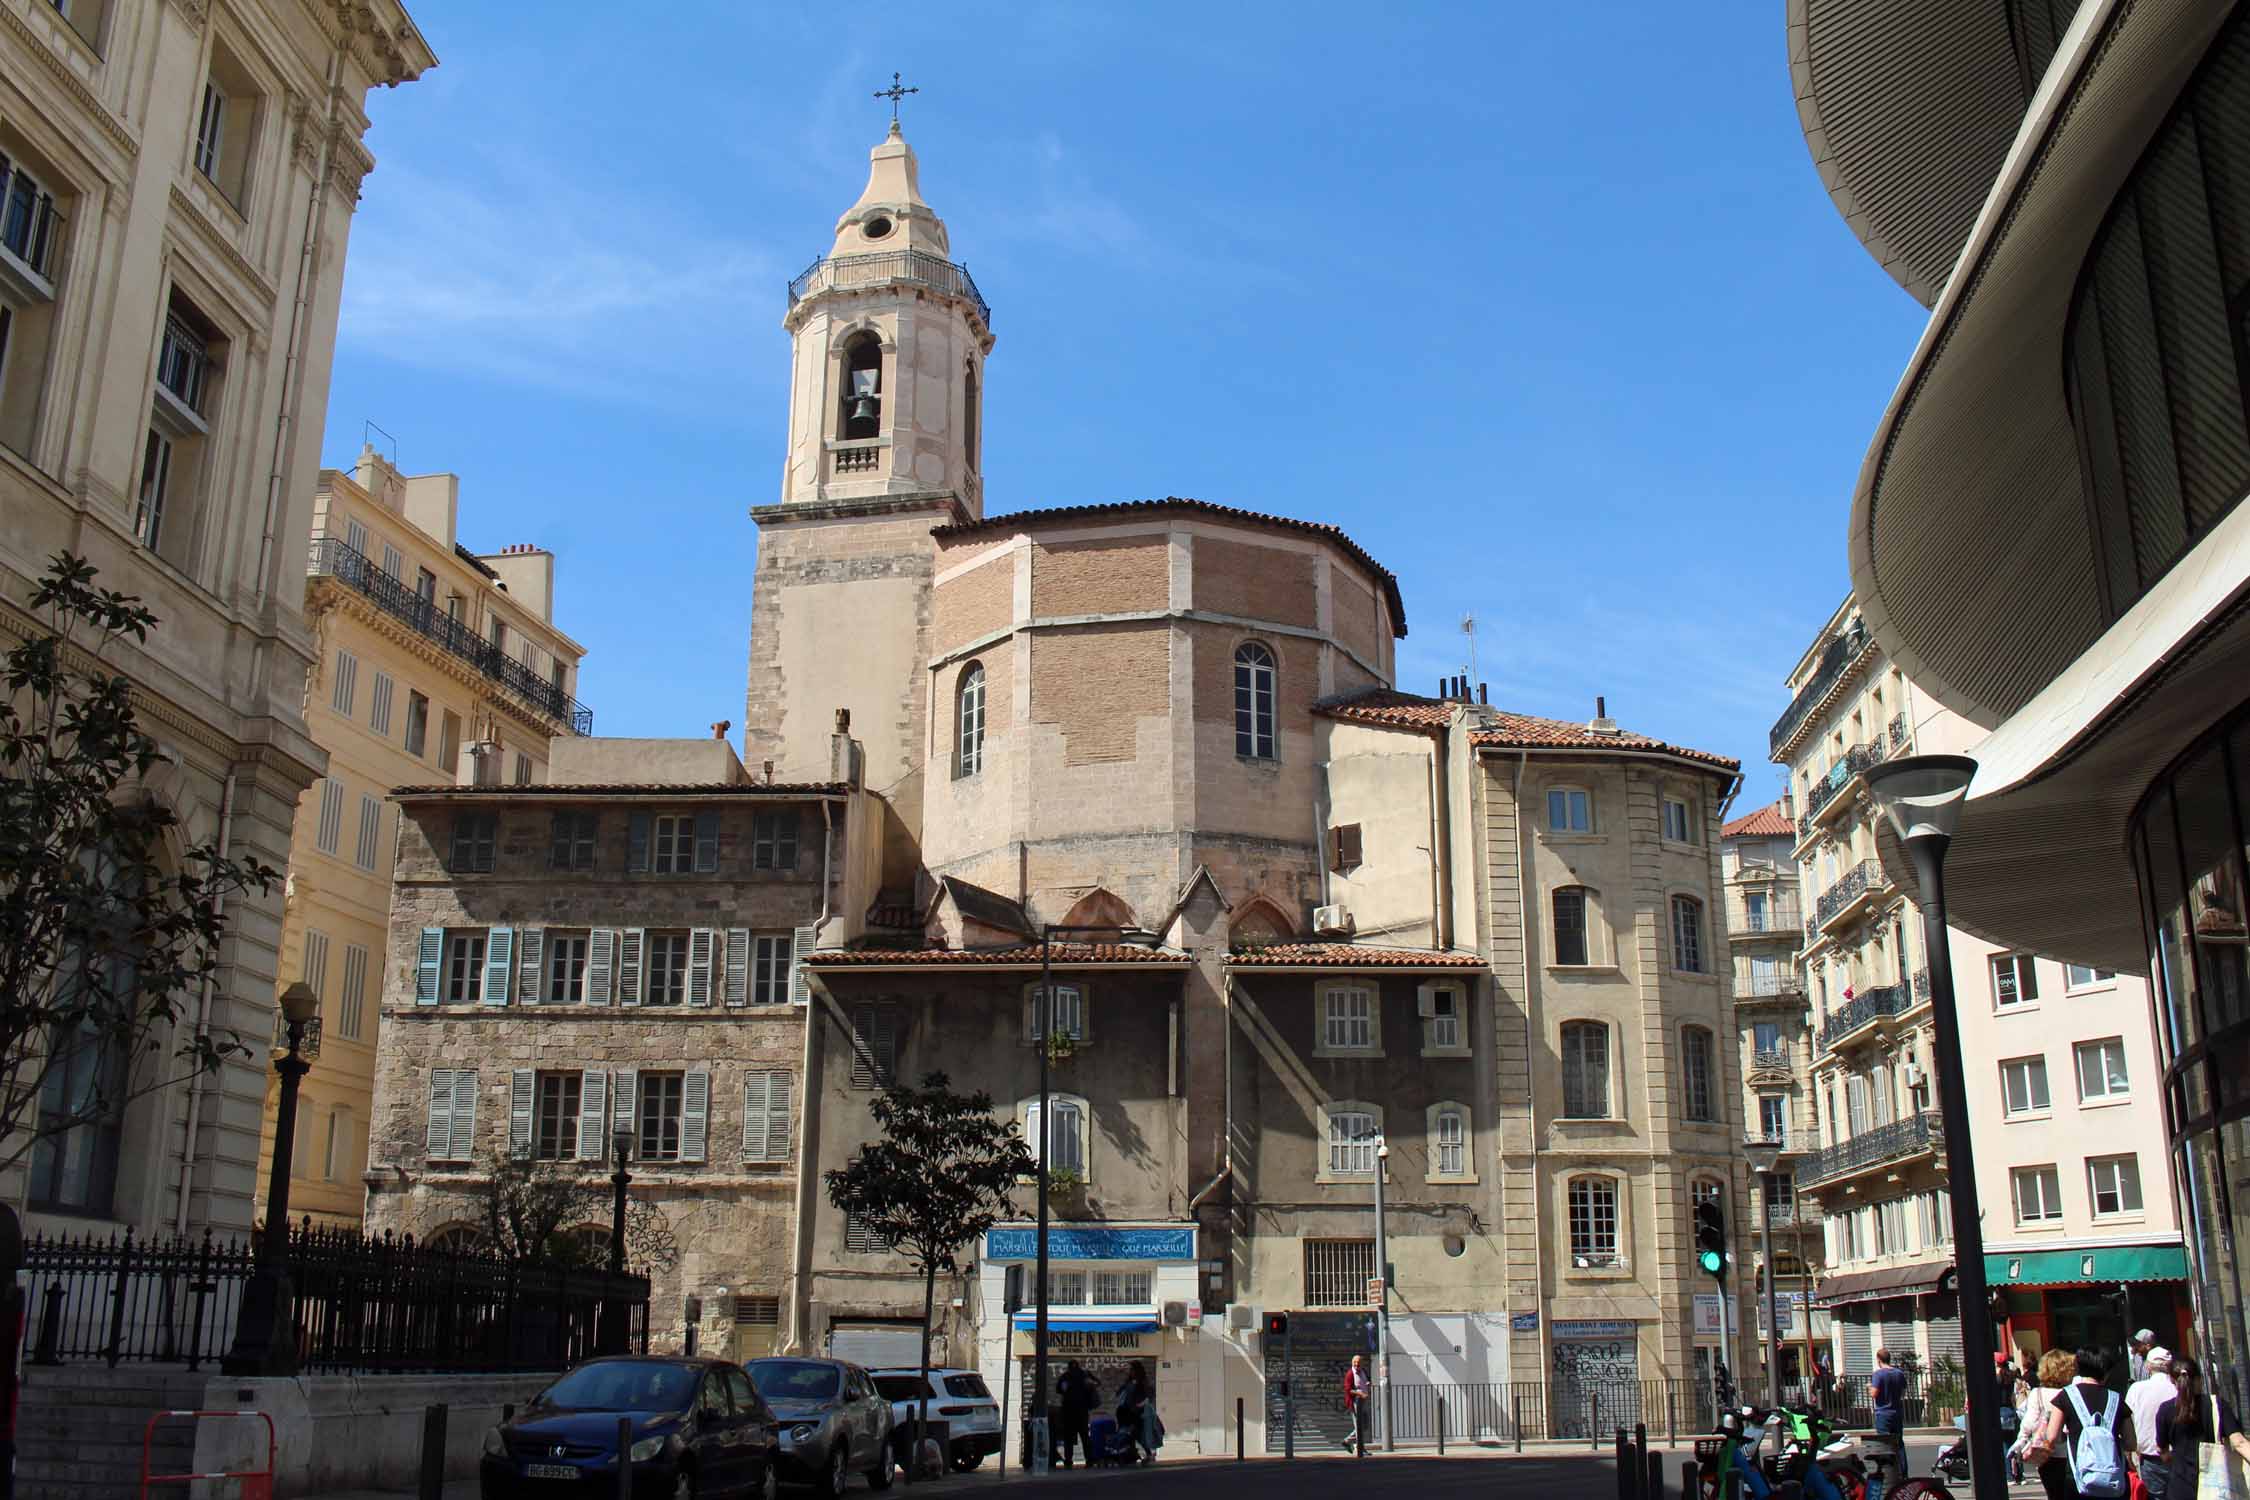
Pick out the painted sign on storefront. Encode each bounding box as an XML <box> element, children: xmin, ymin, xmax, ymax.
<box><xmin>983</xmin><ymin>1226</ymin><xmax>1196</xmax><ymax>1262</ymax></box>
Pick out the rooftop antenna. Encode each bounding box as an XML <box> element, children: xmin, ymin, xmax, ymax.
<box><xmin>361</xmin><ymin>419</ymin><xmax>397</xmax><ymax>465</ymax></box>
<box><xmin>1461</xmin><ymin>612</ymin><xmax>1480</xmax><ymax>692</ymax></box>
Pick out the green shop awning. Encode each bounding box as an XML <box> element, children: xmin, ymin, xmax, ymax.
<box><xmin>1985</xmin><ymin>1246</ymin><xmax>2189</xmax><ymax>1287</ymax></box>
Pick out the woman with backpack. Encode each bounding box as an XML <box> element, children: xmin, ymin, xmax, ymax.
<box><xmin>2026</xmin><ymin>1346</ymin><xmax>2140</xmax><ymax>1500</ymax></box>
<box><xmin>2156</xmin><ymin>1356</ymin><xmax>2250</xmax><ymax>1500</ymax></box>
<box><xmin>2017</xmin><ymin>1349</ymin><xmax>2080</xmax><ymax>1495</ymax></box>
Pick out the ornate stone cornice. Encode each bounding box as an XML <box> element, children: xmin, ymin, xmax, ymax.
<box><xmin>298</xmin><ymin>0</ymin><xmax>437</xmax><ymax>87</ymax></box>
<box><xmin>0</xmin><ymin>6</ymin><xmax>139</xmax><ymax>159</ymax></box>
<box><xmin>326</xmin><ymin>134</ymin><xmax>374</xmax><ymax>209</ymax></box>
<box><xmin>161</xmin><ymin>0</ymin><xmax>209</xmax><ymax>30</ymax></box>
<box><xmin>166</xmin><ymin>184</ymin><xmax>280</xmax><ymax>310</ymax></box>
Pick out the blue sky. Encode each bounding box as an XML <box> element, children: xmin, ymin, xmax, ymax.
<box><xmin>321</xmin><ymin>4</ymin><xmax>1929</xmax><ymax>801</ymax></box>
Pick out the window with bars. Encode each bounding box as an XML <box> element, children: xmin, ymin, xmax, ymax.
<box><xmin>1321</xmin><ymin>986</ymin><xmax>1376</xmax><ymax>1053</ymax></box>
<box><xmin>449</xmin><ymin>813</ymin><xmax>496</xmax><ymax>873</ymax></box>
<box><xmin>1670</xmin><ymin>895</ymin><xmax>1705</xmax><ymax>973</ymax></box>
<box><xmin>1092</xmin><ymin>1270</ymin><xmax>1153</xmax><ymax>1305</ymax></box>
<box><xmin>550</xmin><ymin>811</ymin><xmax>596</xmax><ymax>871</ymax></box>
<box><xmin>1561</xmin><ymin>1021</ymin><xmax>1610</xmax><ymax>1118</ymax></box>
<box><xmin>753</xmin><ymin>812</ymin><xmax>799</xmax><ymax>871</ymax></box>
<box><xmin>752</xmin><ymin>934</ymin><xmax>795</xmax><ymax>1005</ymax></box>
<box><xmin>956</xmin><ymin>663</ymin><xmax>985</xmax><ymax>777</ymax></box>
<box><xmin>644</xmin><ymin>931</ymin><xmax>690</xmax><ymax>1006</ymax></box>
<box><xmin>1233</xmin><ymin>643</ymin><xmax>1276</xmax><ymax>760</ymax></box>
<box><xmin>535</xmin><ymin>1073</ymin><xmax>581</xmax><ymax>1161</ymax></box>
<box><xmin>546</xmin><ymin>932</ymin><xmax>589</xmax><ymax>1003</ymax></box>
<box><xmin>639</xmin><ymin>1072</ymin><xmax>685</xmax><ymax>1161</ymax></box>
<box><xmin>1568</xmin><ymin>1176</ymin><xmax>1621</xmax><ymax>1266</ymax></box>
<box><xmin>1303</xmin><ymin>1239</ymin><xmax>1376</xmax><ymax>1308</ymax></box>
<box><xmin>1325</xmin><ymin>1105</ymin><xmax>1377</xmax><ymax>1176</ymax></box>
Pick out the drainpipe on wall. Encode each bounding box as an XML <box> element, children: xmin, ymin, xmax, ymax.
<box><xmin>174</xmin><ymin>768</ymin><xmax>238</xmax><ymax>1235</ymax></box>
<box><xmin>1428</xmin><ymin>726</ymin><xmax>1450</xmax><ymax>950</ymax></box>
<box><xmin>1515</xmin><ymin>750</ymin><xmax>1550</xmax><ymax>1386</ymax></box>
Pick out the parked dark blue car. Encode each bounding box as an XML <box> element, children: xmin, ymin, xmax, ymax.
<box><xmin>481</xmin><ymin>1356</ymin><xmax>780</xmax><ymax>1499</ymax></box>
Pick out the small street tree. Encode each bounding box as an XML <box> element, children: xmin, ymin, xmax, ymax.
<box><xmin>0</xmin><ymin>554</ymin><xmax>278</xmax><ymax>1179</ymax></box>
<box><xmin>468</xmin><ymin>1147</ymin><xmax>680</xmax><ymax>1272</ymax></box>
<box><xmin>825</xmin><ymin>1071</ymin><xmax>1031</xmax><ymax>1476</ymax></box>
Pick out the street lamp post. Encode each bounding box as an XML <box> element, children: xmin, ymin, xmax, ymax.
<box><xmin>1373</xmin><ymin>1136</ymin><xmax>1394</xmax><ymax>1452</ymax></box>
<box><xmin>1863</xmin><ymin>754</ymin><xmax>2006</xmax><ymax>1500</ymax></box>
<box><xmin>223</xmin><ymin>982</ymin><xmax>320</xmax><ymax>1376</ymax></box>
<box><xmin>1745</xmin><ymin>1138</ymin><xmax>1784</xmax><ymax>1407</ymax></box>
<box><xmin>602</xmin><ymin>1127</ymin><xmax>634</xmax><ymax>1354</ymax></box>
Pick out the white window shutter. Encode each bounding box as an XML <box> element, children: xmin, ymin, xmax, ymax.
<box><xmin>743</xmin><ymin>1075</ymin><xmax>768</xmax><ymax>1160</ymax></box>
<box><xmin>579</xmin><ymin>1069</ymin><xmax>608</xmax><ymax>1161</ymax></box>
<box><xmin>587</xmin><ymin>929</ymin><xmax>616</xmax><ymax>1004</ymax></box>
<box><xmin>687</xmin><ymin>929</ymin><xmax>715</xmax><ymax>1007</ymax></box>
<box><xmin>482</xmin><ymin>927</ymin><xmax>514</xmax><ymax>1006</ymax></box>
<box><xmin>416</xmin><ymin>928</ymin><xmax>444</xmax><ymax>1005</ymax></box>
<box><xmin>612</xmin><ymin>1068</ymin><xmax>638</xmax><ymax>1141</ymax></box>
<box><xmin>681</xmin><ymin>1069</ymin><xmax>710</xmax><ymax>1163</ymax></box>
<box><xmin>769</xmin><ymin>1071</ymin><xmax>793</xmax><ymax>1162</ymax></box>
<box><xmin>518</xmin><ymin>928</ymin><xmax>544</xmax><ymax>1003</ymax></box>
<box><xmin>449</xmin><ymin>1069</ymin><xmax>478</xmax><ymax>1161</ymax></box>
<box><xmin>619</xmin><ymin>929</ymin><xmax>645</xmax><ymax>1006</ymax></box>
<box><xmin>724</xmin><ymin>929</ymin><xmax>750</xmax><ymax>1007</ymax></box>
<box><xmin>425</xmin><ymin>1070</ymin><xmax>454</xmax><ymax>1158</ymax></box>
<box><xmin>509</xmin><ymin>1068</ymin><xmax>535</xmax><ymax>1156</ymax></box>
<box><xmin>790</xmin><ymin>924</ymin><xmax>818</xmax><ymax>1003</ymax></box>
<box><xmin>1024</xmin><ymin>1101</ymin><xmax>1043</xmax><ymax>1167</ymax></box>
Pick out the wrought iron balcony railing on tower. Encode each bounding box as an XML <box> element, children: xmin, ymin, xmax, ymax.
<box><xmin>1814</xmin><ymin>859</ymin><xmax>1885</xmax><ymax>931</ymax></box>
<box><xmin>1770</xmin><ymin>621</ymin><xmax>1870</xmax><ymax>758</ymax></box>
<box><xmin>787</xmin><ymin>249</ymin><xmax>991</xmax><ymax>327</ymax></box>
<box><xmin>1817</xmin><ymin>974</ymin><xmax>1927</xmax><ymax>1050</ymax></box>
<box><xmin>308</xmin><ymin>538</ymin><xmax>594</xmax><ymax>736</ymax></box>
<box><xmin>1800</xmin><ymin>1112</ymin><xmax>1943</xmax><ymax>1188</ymax></box>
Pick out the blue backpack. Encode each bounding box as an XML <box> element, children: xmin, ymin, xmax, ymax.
<box><xmin>2063</xmin><ymin>1385</ymin><xmax>2127</xmax><ymax>1499</ymax></box>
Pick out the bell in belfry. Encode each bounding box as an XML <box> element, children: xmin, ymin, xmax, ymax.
<box><xmin>849</xmin><ymin>368</ymin><xmax>880</xmax><ymax>424</ymax></box>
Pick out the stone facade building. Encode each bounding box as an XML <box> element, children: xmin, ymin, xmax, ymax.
<box><xmin>255</xmin><ymin>445</ymin><xmax>589</xmax><ymax>1229</ymax></box>
<box><xmin>0</xmin><ymin>0</ymin><xmax>429</xmax><ymax>1240</ymax></box>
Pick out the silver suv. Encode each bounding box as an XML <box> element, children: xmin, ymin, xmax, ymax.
<box><xmin>746</xmin><ymin>1358</ymin><xmax>895</xmax><ymax>1496</ymax></box>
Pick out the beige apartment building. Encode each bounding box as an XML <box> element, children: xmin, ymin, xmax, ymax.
<box><xmin>253</xmin><ymin>445</ymin><xmax>588</xmax><ymax>1228</ymax></box>
<box><xmin>1720</xmin><ymin>799</ymin><xmax>1825</xmax><ymax>1385</ymax></box>
<box><xmin>1775</xmin><ymin>600</ymin><xmax>2184</xmax><ymax>1380</ymax></box>
<box><xmin>0</xmin><ymin>0</ymin><xmax>429</xmax><ymax>1240</ymax></box>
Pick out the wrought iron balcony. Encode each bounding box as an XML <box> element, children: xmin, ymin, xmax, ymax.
<box><xmin>308</xmin><ymin>538</ymin><xmax>593</xmax><ymax>736</ymax></box>
<box><xmin>1799</xmin><ymin>1112</ymin><xmax>1943</xmax><ymax>1189</ymax></box>
<box><xmin>1730</xmin><ymin>898</ymin><xmax>1805</xmax><ymax>936</ymax></box>
<box><xmin>1770</xmin><ymin>620</ymin><xmax>1870</xmax><ymax>758</ymax></box>
<box><xmin>1814</xmin><ymin>859</ymin><xmax>1885</xmax><ymax>931</ymax></box>
<box><xmin>787</xmin><ymin>249</ymin><xmax>991</xmax><ymax>328</ymax></box>
<box><xmin>1802</xmin><ymin>744</ymin><xmax>1885</xmax><ymax>824</ymax></box>
<box><xmin>1888</xmin><ymin>711</ymin><xmax>1909</xmax><ymax>751</ymax></box>
<box><xmin>1751</xmin><ymin>1048</ymin><xmax>1793</xmax><ymax>1074</ymax></box>
<box><xmin>1763</xmin><ymin>1199</ymin><xmax>1823</xmax><ymax>1227</ymax></box>
<box><xmin>1817</xmin><ymin>975</ymin><xmax>1928</xmax><ymax>1049</ymax></box>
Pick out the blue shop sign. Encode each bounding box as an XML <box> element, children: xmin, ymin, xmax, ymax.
<box><xmin>983</xmin><ymin>1226</ymin><xmax>1196</xmax><ymax>1263</ymax></box>
<box><xmin>1511</xmin><ymin>1313</ymin><xmax>1540</xmax><ymax>1333</ymax></box>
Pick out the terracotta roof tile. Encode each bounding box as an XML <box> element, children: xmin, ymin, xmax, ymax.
<box><xmin>931</xmin><ymin>498</ymin><xmax>1408</xmax><ymax>637</ymax></box>
<box><xmin>1226</xmin><ymin>944</ymin><xmax>1485</xmax><ymax>968</ymax></box>
<box><xmin>1722</xmin><ymin>801</ymin><xmax>1795</xmax><ymax>838</ymax></box>
<box><xmin>802</xmin><ymin>943</ymin><xmax>1190</xmax><ymax>967</ymax></box>
<box><xmin>391</xmin><ymin>782</ymin><xmax>847</xmax><ymax>798</ymax></box>
<box><xmin>1313</xmin><ymin>688</ymin><xmax>1454</xmax><ymax>732</ymax></box>
<box><xmin>1468</xmin><ymin>714</ymin><xmax>1739</xmax><ymax>770</ymax></box>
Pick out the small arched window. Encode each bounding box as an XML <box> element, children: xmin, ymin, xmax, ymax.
<box><xmin>956</xmin><ymin>662</ymin><xmax>986</xmax><ymax>778</ymax></box>
<box><xmin>840</xmin><ymin>332</ymin><xmax>882</xmax><ymax>440</ymax></box>
<box><xmin>1670</xmin><ymin>894</ymin><xmax>1706</xmax><ymax>973</ymax></box>
<box><xmin>1233</xmin><ymin>642</ymin><xmax>1276</xmax><ymax>760</ymax></box>
<box><xmin>1560</xmin><ymin>1020</ymin><xmax>1611</xmax><ymax>1119</ymax></box>
<box><xmin>1553</xmin><ymin>885</ymin><xmax>1596</xmax><ymax>966</ymax></box>
<box><xmin>963</xmin><ymin>361</ymin><xmax>980</xmax><ymax>472</ymax></box>
<box><xmin>1681</xmin><ymin>1025</ymin><xmax>1716</xmax><ymax>1122</ymax></box>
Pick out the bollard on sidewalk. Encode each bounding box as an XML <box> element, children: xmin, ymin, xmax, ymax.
<box><xmin>417</xmin><ymin>1404</ymin><xmax>447</xmax><ymax>1500</ymax></box>
<box><xmin>616</xmin><ymin>1416</ymin><xmax>632</xmax><ymax>1500</ymax></box>
<box><xmin>1236</xmin><ymin>1397</ymin><xmax>1244</xmax><ymax>1461</ymax></box>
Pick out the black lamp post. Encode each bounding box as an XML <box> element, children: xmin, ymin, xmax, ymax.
<box><xmin>1745</xmin><ymin>1136</ymin><xmax>1785</xmax><ymax>1407</ymax></box>
<box><xmin>602</xmin><ymin>1126</ymin><xmax>634</xmax><ymax>1353</ymax></box>
<box><xmin>223</xmin><ymin>981</ymin><xmax>320</xmax><ymax>1375</ymax></box>
<box><xmin>1862</xmin><ymin>753</ymin><xmax>2004</xmax><ymax>1500</ymax></box>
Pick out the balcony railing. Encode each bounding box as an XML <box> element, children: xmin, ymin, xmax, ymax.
<box><xmin>1770</xmin><ymin>620</ymin><xmax>1870</xmax><ymax>757</ymax></box>
<box><xmin>1751</xmin><ymin>1048</ymin><xmax>1793</xmax><ymax>1074</ymax></box>
<box><xmin>1888</xmin><ymin>711</ymin><xmax>1909</xmax><ymax>751</ymax></box>
<box><xmin>1814</xmin><ymin>859</ymin><xmax>1884</xmax><ymax>930</ymax></box>
<box><xmin>1800</xmin><ymin>1112</ymin><xmax>1943</xmax><ymax>1188</ymax></box>
<box><xmin>1817</xmin><ymin>973</ymin><xmax>1929</xmax><ymax>1049</ymax></box>
<box><xmin>1800</xmin><ymin>743</ymin><xmax>1885</xmax><ymax>827</ymax></box>
<box><xmin>1730</xmin><ymin>899</ymin><xmax>1804</xmax><ymax>935</ymax></box>
<box><xmin>308</xmin><ymin>538</ymin><xmax>593</xmax><ymax>736</ymax></box>
<box><xmin>787</xmin><ymin>249</ymin><xmax>991</xmax><ymax>327</ymax></box>
<box><xmin>0</xmin><ymin>158</ymin><xmax>64</xmax><ymax>287</ymax></box>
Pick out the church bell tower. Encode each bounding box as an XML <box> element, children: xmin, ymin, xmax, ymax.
<box><xmin>746</xmin><ymin>117</ymin><xmax>993</xmax><ymax>877</ymax></box>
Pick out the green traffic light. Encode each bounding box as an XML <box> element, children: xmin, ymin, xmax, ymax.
<box><xmin>1699</xmin><ymin>1250</ymin><xmax>1724</xmax><ymax>1275</ymax></box>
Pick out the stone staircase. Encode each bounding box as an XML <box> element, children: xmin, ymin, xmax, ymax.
<box><xmin>17</xmin><ymin>1366</ymin><xmax>210</xmax><ymax>1499</ymax></box>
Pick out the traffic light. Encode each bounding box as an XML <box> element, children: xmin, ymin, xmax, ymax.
<box><xmin>1264</xmin><ymin>1311</ymin><xmax>1290</xmax><ymax>1339</ymax></box>
<box><xmin>1694</xmin><ymin>1200</ymin><xmax>1727</xmax><ymax>1279</ymax></box>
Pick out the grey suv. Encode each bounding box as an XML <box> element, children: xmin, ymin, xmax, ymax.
<box><xmin>747</xmin><ymin>1357</ymin><xmax>895</xmax><ymax>1496</ymax></box>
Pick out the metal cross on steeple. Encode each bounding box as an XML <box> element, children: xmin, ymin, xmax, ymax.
<box><xmin>875</xmin><ymin>71</ymin><xmax>919</xmax><ymax>123</ymax></box>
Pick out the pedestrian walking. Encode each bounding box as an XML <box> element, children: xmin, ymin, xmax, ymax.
<box><xmin>1871</xmin><ymin>1347</ymin><xmax>1910</xmax><ymax>1478</ymax></box>
<box><xmin>1343</xmin><ymin>1354</ymin><xmax>1373</xmax><ymax>1458</ymax></box>
<box><xmin>1814</xmin><ymin>1350</ymin><xmax>1836</xmax><ymax>1415</ymax></box>
<box><xmin>2130</xmin><ymin>1349</ymin><xmax>2182</xmax><ymax>1500</ymax></box>
<box><xmin>1054</xmin><ymin>1360</ymin><xmax>1097</xmax><ymax>1469</ymax></box>
<box><xmin>1117</xmin><ymin>1361</ymin><xmax>1160</xmax><ymax>1465</ymax></box>
<box><xmin>2018</xmin><ymin>1350</ymin><xmax>2081</xmax><ymax>1500</ymax></box>
<box><xmin>2156</xmin><ymin>1357</ymin><xmax>2250</xmax><ymax>1500</ymax></box>
<box><xmin>2133</xmin><ymin>1332</ymin><xmax>2159</xmax><ymax>1384</ymax></box>
<box><xmin>2025</xmin><ymin>1346</ymin><xmax>2138</xmax><ymax>1500</ymax></box>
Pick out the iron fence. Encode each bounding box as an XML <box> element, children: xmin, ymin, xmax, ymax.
<box><xmin>21</xmin><ymin>1222</ymin><xmax>649</xmax><ymax>1373</ymax></box>
<box><xmin>1361</xmin><ymin>1373</ymin><xmax>1936</xmax><ymax>1448</ymax></box>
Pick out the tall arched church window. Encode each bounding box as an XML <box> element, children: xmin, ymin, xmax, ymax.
<box><xmin>964</xmin><ymin>362</ymin><xmax>980</xmax><ymax>472</ymax></box>
<box><xmin>841</xmin><ymin>333</ymin><xmax>882</xmax><ymax>440</ymax></box>
<box><xmin>956</xmin><ymin>662</ymin><xmax>985</xmax><ymax>777</ymax></box>
<box><xmin>1234</xmin><ymin>643</ymin><xmax>1276</xmax><ymax>760</ymax></box>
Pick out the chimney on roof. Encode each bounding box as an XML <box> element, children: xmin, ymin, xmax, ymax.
<box><xmin>1478</xmin><ymin>682</ymin><xmax>1488</xmax><ymax>704</ymax></box>
<box><xmin>762</xmin><ymin>759</ymin><xmax>774</xmax><ymax>785</ymax></box>
<box><xmin>830</xmin><ymin>710</ymin><xmax>863</xmax><ymax>788</ymax></box>
<box><xmin>1587</xmin><ymin>696</ymin><xmax>1619</xmax><ymax>736</ymax></box>
<box><xmin>712</xmin><ymin>719</ymin><xmax>732</xmax><ymax>741</ymax></box>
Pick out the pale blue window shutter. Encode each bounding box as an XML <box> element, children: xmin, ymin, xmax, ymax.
<box><xmin>627</xmin><ymin>813</ymin><xmax>650</xmax><ymax>873</ymax></box>
<box><xmin>578</xmin><ymin>1070</ymin><xmax>609</xmax><ymax>1161</ymax></box>
<box><xmin>509</xmin><ymin>1068</ymin><xmax>535</xmax><ymax>1156</ymax></box>
<box><xmin>416</xmin><ymin>928</ymin><xmax>444</xmax><ymax>1005</ymax></box>
<box><xmin>425</xmin><ymin>1070</ymin><xmax>454</xmax><ymax>1157</ymax></box>
<box><xmin>694</xmin><ymin>810</ymin><xmax>720</xmax><ymax>872</ymax></box>
<box><xmin>619</xmin><ymin>929</ymin><xmax>645</xmax><ymax>1006</ymax></box>
<box><xmin>724</xmin><ymin>929</ymin><xmax>751</xmax><ymax>1007</ymax></box>
<box><xmin>687</xmin><ymin>929</ymin><xmax>715</xmax><ymax>1007</ymax></box>
<box><xmin>681</xmin><ymin>1069</ymin><xmax>710</xmax><ymax>1163</ymax></box>
<box><xmin>482</xmin><ymin>927</ymin><xmax>514</xmax><ymax>1006</ymax></box>
<box><xmin>517</xmin><ymin>928</ymin><xmax>544</xmax><ymax>1003</ymax></box>
<box><xmin>612</xmin><ymin>1068</ymin><xmax>638</xmax><ymax>1143</ymax></box>
<box><xmin>449</xmin><ymin>1070</ymin><xmax>479</xmax><ymax>1160</ymax></box>
<box><xmin>587</xmin><ymin>929</ymin><xmax>616</xmax><ymax>1004</ymax></box>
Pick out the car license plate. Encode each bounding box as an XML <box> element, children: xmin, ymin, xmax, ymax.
<box><xmin>525</xmin><ymin>1463</ymin><xmax>580</xmax><ymax>1480</ymax></box>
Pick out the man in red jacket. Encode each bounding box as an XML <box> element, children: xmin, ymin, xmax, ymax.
<box><xmin>1343</xmin><ymin>1354</ymin><xmax>1372</xmax><ymax>1457</ymax></box>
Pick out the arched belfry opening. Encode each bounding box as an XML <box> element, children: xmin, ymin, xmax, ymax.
<box><xmin>840</xmin><ymin>332</ymin><xmax>882</xmax><ymax>440</ymax></box>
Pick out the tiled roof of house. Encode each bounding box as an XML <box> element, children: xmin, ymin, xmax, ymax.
<box><xmin>1312</xmin><ymin>688</ymin><xmax>1454</xmax><ymax>732</ymax></box>
<box><xmin>1722</xmin><ymin>800</ymin><xmax>1795</xmax><ymax>838</ymax></box>
<box><xmin>935</xmin><ymin>876</ymin><xmax>1033</xmax><ymax>938</ymax></box>
<box><xmin>802</xmin><ymin>943</ymin><xmax>1190</xmax><ymax>967</ymax></box>
<box><xmin>391</xmin><ymin>782</ymin><xmax>847</xmax><ymax>798</ymax></box>
<box><xmin>1226</xmin><ymin>944</ymin><xmax>1484</xmax><ymax>969</ymax></box>
<box><xmin>931</xmin><ymin>498</ymin><xmax>1408</xmax><ymax>636</ymax></box>
<box><xmin>1468</xmin><ymin>714</ymin><xmax>1739</xmax><ymax>770</ymax></box>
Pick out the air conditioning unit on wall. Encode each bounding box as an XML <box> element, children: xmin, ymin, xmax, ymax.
<box><xmin>1226</xmin><ymin>1303</ymin><xmax>1255</xmax><ymax>1330</ymax></box>
<box><xmin>1313</xmin><ymin>904</ymin><xmax>1352</xmax><ymax>936</ymax></box>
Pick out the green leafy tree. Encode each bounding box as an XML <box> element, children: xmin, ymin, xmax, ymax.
<box><xmin>825</xmin><ymin>1072</ymin><xmax>1031</xmax><ymax>1473</ymax></box>
<box><xmin>468</xmin><ymin>1147</ymin><xmax>679</xmax><ymax>1272</ymax></box>
<box><xmin>0</xmin><ymin>554</ymin><xmax>278</xmax><ymax>1179</ymax></box>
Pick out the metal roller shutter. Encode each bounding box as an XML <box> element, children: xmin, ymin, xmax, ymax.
<box><xmin>1879</xmin><ymin>1299</ymin><xmax>1916</xmax><ymax>1362</ymax></box>
<box><xmin>1926</xmin><ymin>1293</ymin><xmax>1965</xmax><ymax>1369</ymax></box>
<box><xmin>1841</xmin><ymin>1307</ymin><xmax>1874</xmax><ymax>1373</ymax></box>
<box><xmin>830</xmin><ymin>1323</ymin><xmax>926</xmax><ymax>1369</ymax></box>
